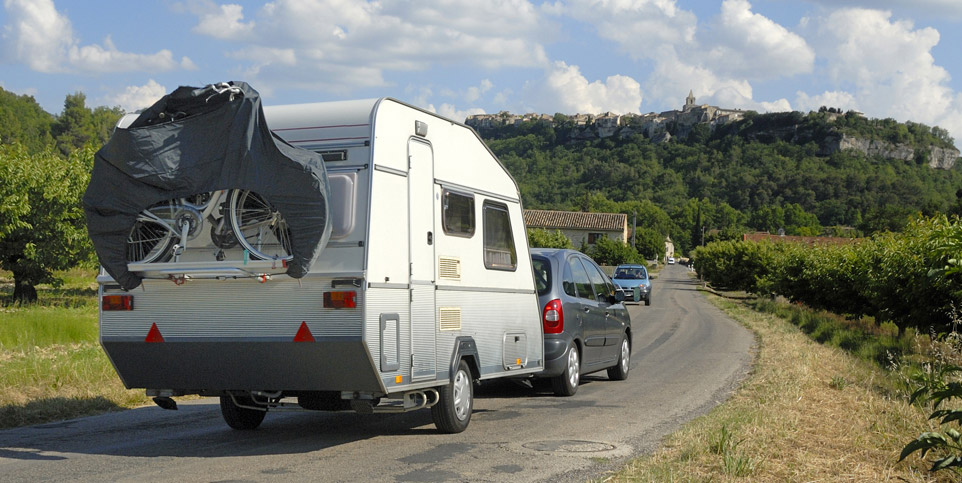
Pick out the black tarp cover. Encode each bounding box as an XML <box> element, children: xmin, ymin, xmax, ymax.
<box><xmin>83</xmin><ymin>81</ymin><xmax>331</xmax><ymax>290</ymax></box>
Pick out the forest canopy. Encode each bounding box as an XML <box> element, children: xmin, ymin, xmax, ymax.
<box><xmin>481</xmin><ymin>109</ymin><xmax>962</xmax><ymax>254</ymax></box>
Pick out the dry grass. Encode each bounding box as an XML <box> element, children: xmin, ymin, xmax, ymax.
<box><xmin>0</xmin><ymin>341</ymin><xmax>150</xmax><ymax>428</ymax></box>
<box><xmin>0</xmin><ymin>268</ymin><xmax>151</xmax><ymax>428</ymax></box>
<box><xmin>604</xmin><ymin>293</ymin><xmax>950</xmax><ymax>482</ymax></box>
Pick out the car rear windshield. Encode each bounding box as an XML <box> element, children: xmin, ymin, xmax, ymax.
<box><xmin>532</xmin><ymin>256</ymin><xmax>551</xmax><ymax>296</ymax></box>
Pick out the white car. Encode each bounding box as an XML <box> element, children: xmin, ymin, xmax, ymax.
<box><xmin>667</xmin><ymin>257</ymin><xmax>675</xmax><ymax>264</ymax></box>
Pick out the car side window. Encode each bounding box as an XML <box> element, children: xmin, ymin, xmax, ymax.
<box><xmin>562</xmin><ymin>259</ymin><xmax>577</xmax><ymax>297</ymax></box>
<box><xmin>567</xmin><ymin>256</ymin><xmax>595</xmax><ymax>301</ymax></box>
<box><xmin>582</xmin><ymin>259</ymin><xmax>613</xmax><ymax>302</ymax></box>
<box><xmin>532</xmin><ymin>257</ymin><xmax>550</xmax><ymax>296</ymax></box>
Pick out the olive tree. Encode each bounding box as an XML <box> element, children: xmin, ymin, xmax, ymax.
<box><xmin>0</xmin><ymin>144</ymin><xmax>93</xmax><ymax>303</ymax></box>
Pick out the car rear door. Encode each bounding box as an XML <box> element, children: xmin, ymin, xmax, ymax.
<box><xmin>583</xmin><ymin>260</ymin><xmax>624</xmax><ymax>363</ymax></box>
<box><xmin>567</xmin><ymin>255</ymin><xmax>606</xmax><ymax>366</ymax></box>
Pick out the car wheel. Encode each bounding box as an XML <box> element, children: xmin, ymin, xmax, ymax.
<box><xmin>645</xmin><ymin>295</ymin><xmax>651</xmax><ymax>306</ymax></box>
<box><xmin>219</xmin><ymin>395</ymin><xmax>266</xmax><ymax>430</ymax></box>
<box><xmin>431</xmin><ymin>359</ymin><xmax>474</xmax><ymax>433</ymax></box>
<box><xmin>551</xmin><ymin>341</ymin><xmax>580</xmax><ymax>396</ymax></box>
<box><xmin>607</xmin><ymin>336</ymin><xmax>630</xmax><ymax>381</ymax></box>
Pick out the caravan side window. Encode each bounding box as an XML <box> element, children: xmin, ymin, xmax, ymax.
<box><xmin>482</xmin><ymin>201</ymin><xmax>517</xmax><ymax>271</ymax></box>
<box><xmin>442</xmin><ymin>190</ymin><xmax>475</xmax><ymax>237</ymax></box>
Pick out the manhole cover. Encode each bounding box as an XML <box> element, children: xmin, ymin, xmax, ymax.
<box><xmin>521</xmin><ymin>440</ymin><xmax>616</xmax><ymax>453</ymax></box>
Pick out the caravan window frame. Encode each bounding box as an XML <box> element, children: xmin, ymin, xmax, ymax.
<box><xmin>441</xmin><ymin>189</ymin><xmax>475</xmax><ymax>238</ymax></box>
<box><xmin>482</xmin><ymin>200</ymin><xmax>517</xmax><ymax>271</ymax></box>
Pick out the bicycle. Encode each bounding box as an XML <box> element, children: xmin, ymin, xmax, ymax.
<box><xmin>126</xmin><ymin>189</ymin><xmax>292</xmax><ymax>264</ymax></box>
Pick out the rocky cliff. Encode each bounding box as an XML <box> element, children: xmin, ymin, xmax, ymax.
<box><xmin>819</xmin><ymin>134</ymin><xmax>959</xmax><ymax>170</ymax></box>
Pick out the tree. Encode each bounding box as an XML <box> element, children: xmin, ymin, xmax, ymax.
<box><xmin>0</xmin><ymin>144</ymin><xmax>94</xmax><ymax>303</ymax></box>
<box><xmin>633</xmin><ymin>227</ymin><xmax>665</xmax><ymax>260</ymax></box>
<box><xmin>528</xmin><ymin>228</ymin><xmax>573</xmax><ymax>249</ymax></box>
<box><xmin>586</xmin><ymin>237</ymin><xmax>640</xmax><ymax>266</ymax></box>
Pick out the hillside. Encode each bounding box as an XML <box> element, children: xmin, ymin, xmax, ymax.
<box><xmin>478</xmin><ymin>109</ymin><xmax>962</xmax><ymax>254</ymax></box>
<box><xmin>0</xmin><ymin>87</ymin><xmax>122</xmax><ymax>156</ymax></box>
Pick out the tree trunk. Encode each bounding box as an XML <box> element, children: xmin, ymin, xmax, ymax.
<box><xmin>12</xmin><ymin>278</ymin><xmax>38</xmax><ymax>304</ymax></box>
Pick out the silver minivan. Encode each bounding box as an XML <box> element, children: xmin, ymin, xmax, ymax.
<box><xmin>530</xmin><ymin>248</ymin><xmax>632</xmax><ymax>396</ymax></box>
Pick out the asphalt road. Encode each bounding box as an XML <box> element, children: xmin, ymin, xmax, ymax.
<box><xmin>0</xmin><ymin>265</ymin><xmax>755</xmax><ymax>482</ymax></box>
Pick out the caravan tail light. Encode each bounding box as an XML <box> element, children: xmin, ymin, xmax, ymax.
<box><xmin>324</xmin><ymin>291</ymin><xmax>356</xmax><ymax>309</ymax></box>
<box><xmin>102</xmin><ymin>295</ymin><xmax>134</xmax><ymax>311</ymax></box>
<box><xmin>542</xmin><ymin>299</ymin><xmax>564</xmax><ymax>334</ymax></box>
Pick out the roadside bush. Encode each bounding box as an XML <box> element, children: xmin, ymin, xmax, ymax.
<box><xmin>696</xmin><ymin>216</ymin><xmax>962</xmax><ymax>336</ymax></box>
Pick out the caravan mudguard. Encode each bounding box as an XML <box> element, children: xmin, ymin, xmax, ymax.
<box><xmin>449</xmin><ymin>336</ymin><xmax>480</xmax><ymax>382</ymax></box>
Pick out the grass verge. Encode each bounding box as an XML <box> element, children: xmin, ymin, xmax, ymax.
<box><xmin>0</xmin><ymin>269</ymin><xmax>150</xmax><ymax>429</ymax></box>
<box><xmin>603</xmin><ymin>291</ymin><xmax>944</xmax><ymax>482</ymax></box>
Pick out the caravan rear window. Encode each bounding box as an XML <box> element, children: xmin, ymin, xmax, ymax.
<box><xmin>442</xmin><ymin>190</ymin><xmax>475</xmax><ymax>237</ymax></box>
<box><xmin>482</xmin><ymin>201</ymin><xmax>516</xmax><ymax>271</ymax></box>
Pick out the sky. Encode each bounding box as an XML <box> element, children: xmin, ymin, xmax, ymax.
<box><xmin>3</xmin><ymin>0</ymin><xmax>962</xmax><ymax>146</ymax></box>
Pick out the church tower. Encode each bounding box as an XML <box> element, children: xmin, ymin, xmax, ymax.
<box><xmin>684</xmin><ymin>90</ymin><xmax>696</xmax><ymax>111</ymax></box>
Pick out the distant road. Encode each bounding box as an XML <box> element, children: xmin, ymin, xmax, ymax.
<box><xmin>0</xmin><ymin>265</ymin><xmax>754</xmax><ymax>482</ymax></box>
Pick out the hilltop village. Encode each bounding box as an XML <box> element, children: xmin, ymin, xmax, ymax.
<box><xmin>466</xmin><ymin>91</ymin><xmax>747</xmax><ymax>143</ymax></box>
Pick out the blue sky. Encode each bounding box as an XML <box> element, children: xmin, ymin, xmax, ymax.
<box><xmin>3</xmin><ymin>0</ymin><xmax>962</xmax><ymax>146</ymax></box>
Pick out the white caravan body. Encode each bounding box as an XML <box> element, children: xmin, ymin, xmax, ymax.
<box><xmin>98</xmin><ymin>98</ymin><xmax>543</xmax><ymax>431</ymax></box>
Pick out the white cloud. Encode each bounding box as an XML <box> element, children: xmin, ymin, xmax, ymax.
<box><xmin>185</xmin><ymin>0</ymin><xmax>551</xmax><ymax>93</ymax></box>
<box><xmin>2</xmin><ymin>0</ymin><xmax>73</xmax><ymax>72</ymax></box>
<box><xmin>433</xmin><ymin>103</ymin><xmax>485</xmax><ymax>123</ymax></box>
<box><xmin>103</xmin><ymin>79</ymin><xmax>168</xmax><ymax>112</ymax></box>
<box><xmin>523</xmin><ymin>61</ymin><xmax>643</xmax><ymax>114</ymax></box>
<box><xmin>808</xmin><ymin>8</ymin><xmax>962</xmax><ymax>143</ymax></box>
<box><xmin>190</xmin><ymin>1</ymin><xmax>254</xmax><ymax>40</ymax></box>
<box><xmin>560</xmin><ymin>0</ymin><xmax>698</xmax><ymax>61</ymax></box>
<box><xmin>560</xmin><ymin>0</ymin><xmax>810</xmax><ymax>112</ymax></box>
<box><xmin>2</xmin><ymin>0</ymin><xmax>193</xmax><ymax>73</ymax></box>
<box><xmin>703</xmin><ymin>0</ymin><xmax>814</xmax><ymax>79</ymax></box>
<box><xmin>794</xmin><ymin>90</ymin><xmax>858</xmax><ymax>113</ymax></box>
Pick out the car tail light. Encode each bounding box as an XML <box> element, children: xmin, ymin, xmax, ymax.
<box><xmin>102</xmin><ymin>295</ymin><xmax>133</xmax><ymax>311</ymax></box>
<box><xmin>543</xmin><ymin>299</ymin><xmax>564</xmax><ymax>334</ymax></box>
<box><xmin>324</xmin><ymin>291</ymin><xmax>356</xmax><ymax>308</ymax></box>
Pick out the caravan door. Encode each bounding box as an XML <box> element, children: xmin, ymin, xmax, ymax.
<box><xmin>409</xmin><ymin>139</ymin><xmax>437</xmax><ymax>381</ymax></box>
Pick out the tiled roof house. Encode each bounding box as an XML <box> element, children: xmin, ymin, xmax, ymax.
<box><xmin>524</xmin><ymin>209</ymin><xmax>628</xmax><ymax>246</ymax></box>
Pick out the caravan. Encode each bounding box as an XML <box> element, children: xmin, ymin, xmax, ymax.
<box><xmin>92</xmin><ymin>93</ymin><xmax>544</xmax><ymax>433</ymax></box>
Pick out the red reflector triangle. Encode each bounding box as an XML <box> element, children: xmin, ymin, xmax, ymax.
<box><xmin>145</xmin><ymin>323</ymin><xmax>165</xmax><ymax>343</ymax></box>
<box><xmin>293</xmin><ymin>321</ymin><xmax>315</xmax><ymax>342</ymax></box>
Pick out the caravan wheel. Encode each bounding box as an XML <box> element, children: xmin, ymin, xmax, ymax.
<box><xmin>431</xmin><ymin>360</ymin><xmax>473</xmax><ymax>433</ymax></box>
<box><xmin>219</xmin><ymin>395</ymin><xmax>266</xmax><ymax>430</ymax></box>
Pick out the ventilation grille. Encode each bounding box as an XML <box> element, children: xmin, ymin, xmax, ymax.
<box><xmin>438</xmin><ymin>256</ymin><xmax>461</xmax><ymax>280</ymax></box>
<box><xmin>439</xmin><ymin>307</ymin><xmax>462</xmax><ymax>331</ymax></box>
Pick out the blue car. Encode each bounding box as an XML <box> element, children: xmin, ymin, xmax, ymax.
<box><xmin>611</xmin><ymin>264</ymin><xmax>651</xmax><ymax>306</ymax></box>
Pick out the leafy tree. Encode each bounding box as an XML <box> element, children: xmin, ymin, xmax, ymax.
<box><xmin>0</xmin><ymin>87</ymin><xmax>55</xmax><ymax>153</ymax></box>
<box><xmin>0</xmin><ymin>144</ymin><xmax>94</xmax><ymax>303</ymax></box>
<box><xmin>633</xmin><ymin>227</ymin><xmax>665</xmax><ymax>260</ymax></box>
<box><xmin>51</xmin><ymin>93</ymin><xmax>121</xmax><ymax>156</ymax></box>
<box><xmin>528</xmin><ymin>228</ymin><xmax>573</xmax><ymax>249</ymax></box>
<box><xmin>586</xmin><ymin>237</ymin><xmax>640</xmax><ymax>266</ymax></box>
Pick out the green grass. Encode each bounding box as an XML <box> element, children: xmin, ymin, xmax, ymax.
<box><xmin>0</xmin><ymin>306</ymin><xmax>98</xmax><ymax>350</ymax></box>
<box><xmin>0</xmin><ymin>268</ymin><xmax>149</xmax><ymax>428</ymax></box>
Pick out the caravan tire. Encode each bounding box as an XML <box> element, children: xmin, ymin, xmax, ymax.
<box><xmin>432</xmin><ymin>360</ymin><xmax>473</xmax><ymax>433</ymax></box>
<box><xmin>219</xmin><ymin>395</ymin><xmax>266</xmax><ymax>430</ymax></box>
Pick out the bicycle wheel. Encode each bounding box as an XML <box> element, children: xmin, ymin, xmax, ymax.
<box><xmin>227</xmin><ymin>190</ymin><xmax>293</xmax><ymax>261</ymax></box>
<box><xmin>126</xmin><ymin>212</ymin><xmax>175</xmax><ymax>263</ymax></box>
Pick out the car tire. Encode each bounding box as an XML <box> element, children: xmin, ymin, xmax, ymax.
<box><xmin>431</xmin><ymin>359</ymin><xmax>474</xmax><ymax>433</ymax></box>
<box><xmin>551</xmin><ymin>341</ymin><xmax>580</xmax><ymax>396</ymax></box>
<box><xmin>607</xmin><ymin>335</ymin><xmax>630</xmax><ymax>381</ymax></box>
<box><xmin>645</xmin><ymin>296</ymin><xmax>651</xmax><ymax>306</ymax></box>
<box><xmin>220</xmin><ymin>395</ymin><xmax>266</xmax><ymax>430</ymax></box>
